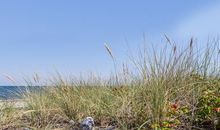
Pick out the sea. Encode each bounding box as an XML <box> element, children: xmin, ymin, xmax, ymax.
<box><xmin>0</xmin><ymin>86</ymin><xmax>25</xmax><ymax>99</ymax></box>
<box><xmin>0</xmin><ymin>86</ymin><xmax>42</xmax><ymax>99</ymax></box>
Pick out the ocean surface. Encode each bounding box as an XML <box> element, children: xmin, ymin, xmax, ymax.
<box><xmin>0</xmin><ymin>86</ymin><xmax>26</xmax><ymax>99</ymax></box>
<box><xmin>0</xmin><ymin>86</ymin><xmax>43</xmax><ymax>99</ymax></box>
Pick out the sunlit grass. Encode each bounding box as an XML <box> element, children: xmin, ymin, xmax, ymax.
<box><xmin>1</xmin><ymin>37</ymin><xmax>220</xmax><ymax>129</ymax></box>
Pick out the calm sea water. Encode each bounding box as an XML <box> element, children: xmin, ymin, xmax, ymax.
<box><xmin>0</xmin><ymin>86</ymin><xmax>44</xmax><ymax>99</ymax></box>
<box><xmin>0</xmin><ymin>86</ymin><xmax>26</xmax><ymax>99</ymax></box>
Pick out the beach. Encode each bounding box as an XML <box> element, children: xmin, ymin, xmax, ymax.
<box><xmin>0</xmin><ymin>99</ymin><xmax>26</xmax><ymax>109</ymax></box>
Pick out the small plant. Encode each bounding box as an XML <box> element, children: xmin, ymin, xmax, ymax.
<box><xmin>196</xmin><ymin>88</ymin><xmax>220</xmax><ymax>128</ymax></box>
<box><xmin>150</xmin><ymin>102</ymin><xmax>189</xmax><ymax>130</ymax></box>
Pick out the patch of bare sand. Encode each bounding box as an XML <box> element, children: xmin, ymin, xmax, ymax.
<box><xmin>0</xmin><ymin>99</ymin><xmax>26</xmax><ymax>108</ymax></box>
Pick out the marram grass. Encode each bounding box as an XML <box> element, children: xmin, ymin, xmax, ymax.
<box><xmin>1</xmin><ymin>38</ymin><xmax>220</xmax><ymax>129</ymax></box>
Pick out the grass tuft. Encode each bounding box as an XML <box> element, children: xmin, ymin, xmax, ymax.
<box><xmin>1</xmin><ymin>37</ymin><xmax>220</xmax><ymax>129</ymax></box>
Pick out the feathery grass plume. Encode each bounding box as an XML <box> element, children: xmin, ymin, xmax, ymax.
<box><xmin>3</xmin><ymin>74</ymin><xmax>17</xmax><ymax>84</ymax></box>
<box><xmin>104</xmin><ymin>43</ymin><xmax>114</xmax><ymax>59</ymax></box>
<box><xmin>164</xmin><ymin>34</ymin><xmax>177</xmax><ymax>55</ymax></box>
<box><xmin>189</xmin><ymin>37</ymin><xmax>193</xmax><ymax>49</ymax></box>
<box><xmin>173</xmin><ymin>45</ymin><xmax>177</xmax><ymax>54</ymax></box>
<box><xmin>189</xmin><ymin>37</ymin><xmax>194</xmax><ymax>57</ymax></box>
<box><xmin>104</xmin><ymin>42</ymin><xmax>118</xmax><ymax>85</ymax></box>
<box><xmin>122</xmin><ymin>63</ymin><xmax>129</xmax><ymax>76</ymax></box>
<box><xmin>164</xmin><ymin>34</ymin><xmax>172</xmax><ymax>46</ymax></box>
<box><xmin>33</xmin><ymin>72</ymin><xmax>40</xmax><ymax>83</ymax></box>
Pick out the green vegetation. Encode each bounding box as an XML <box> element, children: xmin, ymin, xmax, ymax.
<box><xmin>1</xmin><ymin>37</ymin><xmax>220</xmax><ymax>129</ymax></box>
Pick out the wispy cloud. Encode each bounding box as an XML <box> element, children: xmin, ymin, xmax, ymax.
<box><xmin>173</xmin><ymin>2</ymin><xmax>220</xmax><ymax>39</ymax></box>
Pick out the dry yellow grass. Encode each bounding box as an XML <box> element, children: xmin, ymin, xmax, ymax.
<box><xmin>1</xmin><ymin>38</ymin><xmax>220</xmax><ymax>129</ymax></box>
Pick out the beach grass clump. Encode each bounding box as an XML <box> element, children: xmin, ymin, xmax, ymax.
<box><xmin>1</xmin><ymin>37</ymin><xmax>220</xmax><ymax>129</ymax></box>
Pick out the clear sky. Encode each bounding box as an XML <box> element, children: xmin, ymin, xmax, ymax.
<box><xmin>0</xmin><ymin>0</ymin><xmax>220</xmax><ymax>85</ymax></box>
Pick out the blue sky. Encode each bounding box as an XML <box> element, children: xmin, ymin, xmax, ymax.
<box><xmin>0</xmin><ymin>0</ymin><xmax>219</xmax><ymax>85</ymax></box>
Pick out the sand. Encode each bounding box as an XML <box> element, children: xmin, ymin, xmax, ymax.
<box><xmin>0</xmin><ymin>99</ymin><xmax>26</xmax><ymax>108</ymax></box>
